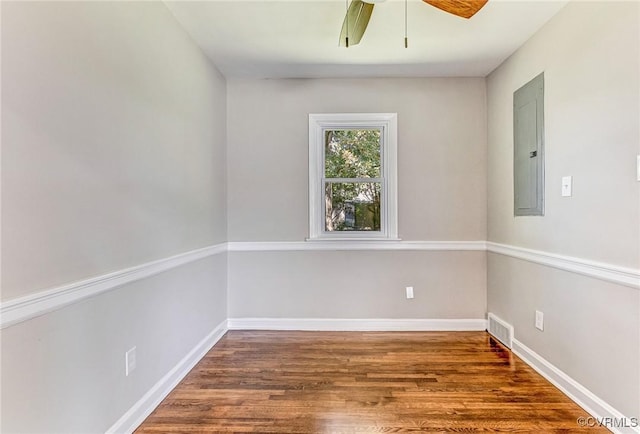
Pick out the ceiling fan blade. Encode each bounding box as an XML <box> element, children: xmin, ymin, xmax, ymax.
<box><xmin>339</xmin><ymin>0</ymin><xmax>375</xmax><ymax>47</ymax></box>
<box><xmin>422</xmin><ymin>0</ymin><xmax>488</xmax><ymax>19</ymax></box>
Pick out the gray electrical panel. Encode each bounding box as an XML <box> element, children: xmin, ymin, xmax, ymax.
<box><xmin>514</xmin><ymin>72</ymin><xmax>545</xmax><ymax>216</ymax></box>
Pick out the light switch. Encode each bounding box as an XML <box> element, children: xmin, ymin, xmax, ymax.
<box><xmin>636</xmin><ymin>155</ymin><xmax>640</xmax><ymax>181</ymax></box>
<box><xmin>561</xmin><ymin>176</ymin><xmax>572</xmax><ymax>197</ymax></box>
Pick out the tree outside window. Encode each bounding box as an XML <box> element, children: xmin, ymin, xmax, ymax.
<box><xmin>324</xmin><ymin>129</ymin><xmax>381</xmax><ymax>232</ymax></box>
<box><xmin>308</xmin><ymin>113</ymin><xmax>398</xmax><ymax>241</ymax></box>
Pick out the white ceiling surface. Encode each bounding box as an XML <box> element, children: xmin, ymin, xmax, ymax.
<box><xmin>164</xmin><ymin>0</ymin><xmax>569</xmax><ymax>78</ymax></box>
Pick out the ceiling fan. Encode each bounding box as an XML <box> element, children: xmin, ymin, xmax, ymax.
<box><xmin>339</xmin><ymin>0</ymin><xmax>489</xmax><ymax>47</ymax></box>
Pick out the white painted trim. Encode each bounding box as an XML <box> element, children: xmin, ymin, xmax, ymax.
<box><xmin>228</xmin><ymin>240</ymin><xmax>487</xmax><ymax>252</ymax></box>
<box><xmin>5</xmin><ymin>239</ymin><xmax>637</xmax><ymax>330</ymax></box>
<box><xmin>512</xmin><ymin>339</ymin><xmax>639</xmax><ymax>434</ymax></box>
<box><xmin>487</xmin><ymin>242</ymin><xmax>640</xmax><ymax>290</ymax></box>
<box><xmin>106</xmin><ymin>321</ymin><xmax>228</xmax><ymax>434</ymax></box>
<box><xmin>227</xmin><ymin>318</ymin><xmax>487</xmax><ymax>331</ymax></box>
<box><xmin>0</xmin><ymin>243</ymin><xmax>227</xmax><ymax>329</ymax></box>
<box><xmin>308</xmin><ymin>113</ymin><xmax>398</xmax><ymax>240</ymax></box>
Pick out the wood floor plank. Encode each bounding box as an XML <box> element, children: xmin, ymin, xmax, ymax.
<box><xmin>136</xmin><ymin>331</ymin><xmax>604</xmax><ymax>433</ymax></box>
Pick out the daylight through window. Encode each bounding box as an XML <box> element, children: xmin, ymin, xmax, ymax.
<box><xmin>308</xmin><ymin>114</ymin><xmax>398</xmax><ymax>240</ymax></box>
<box><xmin>324</xmin><ymin>129</ymin><xmax>382</xmax><ymax>232</ymax></box>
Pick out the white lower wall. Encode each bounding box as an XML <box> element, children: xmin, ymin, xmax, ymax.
<box><xmin>228</xmin><ymin>250</ymin><xmax>486</xmax><ymax>319</ymax></box>
<box><xmin>0</xmin><ymin>254</ymin><xmax>227</xmax><ymax>434</ymax></box>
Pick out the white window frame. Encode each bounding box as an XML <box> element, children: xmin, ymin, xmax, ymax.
<box><xmin>308</xmin><ymin>113</ymin><xmax>398</xmax><ymax>240</ymax></box>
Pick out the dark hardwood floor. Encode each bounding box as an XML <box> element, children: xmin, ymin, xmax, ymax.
<box><xmin>136</xmin><ymin>331</ymin><xmax>603</xmax><ymax>433</ymax></box>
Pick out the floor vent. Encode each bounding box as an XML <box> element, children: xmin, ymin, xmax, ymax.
<box><xmin>487</xmin><ymin>313</ymin><xmax>514</xmax><ymax>349</ymax></box>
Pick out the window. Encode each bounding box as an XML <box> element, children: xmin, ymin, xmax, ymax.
<box><xmin>308</xmin><ymin>113</ymin><xmax>398</xmax><ymax>240</ymax></box>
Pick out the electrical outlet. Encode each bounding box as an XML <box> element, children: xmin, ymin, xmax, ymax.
<box><xmin>405</xmin><ymin>286</ymin><xmax>414</xmax><ymax>299</ymax></box>
<box><xmin>535</xmin><ymin>311</ymin><xmax>544</xmax><ymax>331</ymax></box>
<box><xmin>125</xmin><ymin>346</ymin><xmax>137</xmax><ymax>376</ymax></box>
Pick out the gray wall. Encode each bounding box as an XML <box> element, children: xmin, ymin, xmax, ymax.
<box><xmin>2</xmin><ymin>1</ymin><xmax>228</xmax><ymax>299</ymax></box>
<box><xmin>486</xmin><ymin>1</ymin><xmax>639</xmax><ymax>417</ymax></box>
<box><xmin>227</xmin><ymin>78</ymin><xmax>487</xmax><ymax>319</ymax></box>
<box><xmin>1</xmin><ymin>255</ymin><xmax>227</xmax><ymax>434</ymax></box>
<box><xmin>1</xmin><ymin>2</ymin><xmax>227</xmax><ymax>432</ymax></box>
<box><xmin>230</xmin><ymin>251</ymin><xmax>486</xmax><ymax>319</ymax></box>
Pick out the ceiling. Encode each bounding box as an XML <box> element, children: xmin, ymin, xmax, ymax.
<box><xmin>164</xmin><ymin>0</ymin><xmax>569</xmax><ymax>79</ymax></box>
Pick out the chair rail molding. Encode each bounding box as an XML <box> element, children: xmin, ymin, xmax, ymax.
<box><xmin>0</xmin><ymin>243</ymin><xmax>227</xmax><ymax>329</ymax></box>
<box><xmin>486</xmin><ymin>242</ymin><xmax>639</xmax><ymax>289</ymax></box>
<box><xmin>227</xmin><ymin>240</ymin><xmax>487</xmax><ymax>252</ymax></box>
<box><xmin>3</xmin><ymin>240</ymin><xmax>637</xmax><ymax>330</ymax></box>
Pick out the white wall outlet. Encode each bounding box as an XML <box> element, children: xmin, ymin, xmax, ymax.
<box><xmin>405</xmin><ymin>286</ymin><xmax>414</xmax><ymax>299</ymax></box>
<box><xmin>561</xmin><ymin>176</ymin><xmax>572</xmax><ymax>197</ymax></box>
<box><xmin>125</xmin><ymin>346</ymin><xmax>137</xmax><ymax>376</ymax></box>
<box><xmin>535</xmin><ymin>311</ymin><xmax>544</xmax><ymax>331</ymax></box>
<box><xmin>636</xmin><ymin>155</ymin><xmax>640</xmax><ymax>181</ymax></box>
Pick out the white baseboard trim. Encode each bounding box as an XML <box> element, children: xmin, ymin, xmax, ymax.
<box><xmin>227</xmin><ymin>318</ymin><xmax>487</xmax><ymax>331</ymax></box>
<box><xmin>487</xmin><ymin>242</ymin><xmax>639</xmax><ymax>290</ymax></box>
<box><xmin>105</xmin><ymin>320</ymin><xmax>228</xmax><ymax>434</ymax></box>
<box><xmin>228</xmin><ymin>240</ymin><xmax>487</xmax><ymax>252</ymax></box>
<box><xmin>512</xmin><ymin>338</ymin><xmax>638</xmax><ymax>434</ymax></box>
<box><xmin>0</xmin><ymin>243</ymin><xmax>227</xmax><ymax>329</ymax></box>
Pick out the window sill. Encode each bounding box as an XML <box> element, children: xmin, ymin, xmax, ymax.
<box><xmin>305</xmin><ymin>237</ymin><xmax>402</xmax><ymax>242</ymax></box>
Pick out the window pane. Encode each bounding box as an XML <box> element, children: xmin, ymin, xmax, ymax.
<box><xmin>325</xmin><ymin>182</ymin><xmax>381</xmax><ymax>232</ymax></box>
<box><xmin>324</xmin><ymin>130</ymin><xmax>381</xmax><ymax>178</ymax></box>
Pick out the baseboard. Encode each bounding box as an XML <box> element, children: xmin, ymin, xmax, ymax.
<box><xmin>227</xmin><ymin>318</ymin><xmax>487</xmax><ymax>331</ymax></box>
<box><xmin>105</xmin><ymin>320</ymin><xmax>228</xmax><ymax>434</ymax></box>
<box><xmin>512</xmin><ymin>338</ymin><xmax>639</xmax><ymax>434</ymax></box>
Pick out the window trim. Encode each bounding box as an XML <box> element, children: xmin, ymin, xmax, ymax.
<box><xmin>308</xmin><ymin>113</ymin><xmax>398</xmax><ymax>240</ymax></box>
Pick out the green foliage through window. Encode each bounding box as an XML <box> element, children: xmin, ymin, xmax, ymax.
<box><xmin>324</xmin><ymin>130</ymin><xmax>382</xmax><ymax>232</ymax></box>
<box><xmin>324</xmin><ymin>130</ymin><xmax>381</xmax><ymax>178</ymax></box>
